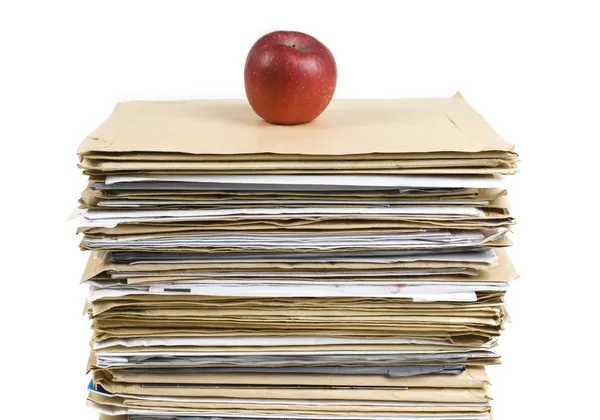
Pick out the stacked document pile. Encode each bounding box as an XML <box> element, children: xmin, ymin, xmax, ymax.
<box><xmin>76</xmin><ymin>92</ymin><xmax>518</xmax><ymax>420</ymax></box>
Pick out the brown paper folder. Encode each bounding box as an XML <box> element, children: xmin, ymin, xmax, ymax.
<box><xmin>79</xmin><ymin>157</ymin><xmax>514</xmax><ymax>173</ymax></box>
<box><xmin>96</xmin><ymin>365</ymin><xmax>489</xmax><ymax>388</ymax></box>
<box><xmin>88</xmin><ymin>391</ymin><xmax>491</xmax><ymax>413</ymax></box>
<box><xmin>85</xmin><ymin>150</ymin><xmax>513</xmax><ymax>161</ymax></box>
<box><xmin>78</xmin><ymin>93</ymin><xmax>514</xmax><ymax>159</ymax></box>
<box><xmin>82</xmin><ymin>187</ymin><xmax>501</xmax><ymax>202</ymax></box>
<box><xmin>81</xmin><ymin>248</ymin><xmax>514</xmax><ymax>285</ymax></box>
<box><xmin>94</xmin><ymin>379</ymin><xmax>491</xmax><ymax>402</ymax></box>
<box><xmin>81</xmin><ymin>250</ymin><xmax>500</xmax><ymax>283</ymax></box>
<box><xmin>88</xmin><ymin>294</ymin><xmax>505</xmax><ymax>317</ymax></box>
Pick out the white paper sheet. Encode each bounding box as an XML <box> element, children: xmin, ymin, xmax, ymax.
<box><xmin>89</xmin><ymin>280</ymin><xmax>507</xmax><ymax>291</ymax></box>
<box><xmin>84</xmin><ymin>229</ymin><xmax>507</xmax><ymax>251</ymax></box>
<box><xmin>84</xmin><ymin>206</ymin><xmax>485</xmax><ymax>220</ymax></box>
<box><xmin>92</xmin><ymin>336</ymin><xmax>466</xmax><ymax>350</ymax></box>
<box><xmin>98</xmin><ymin>199</ymin><xmax>491</xmax><ymax>207</ymax></box>
<box><xmin>87</xmin><ymin>288</ymin><xmax>478</xmax><ymax>302</ymax></box>
<box><xmin>105</xmin><ymin>174</ymin><xmax>506</xmax><ymax>189</ymax></box>
<box><xmin>96</xmin><ymin>349</ymin><xmax>495</xmax><ymax>357</ymax></box>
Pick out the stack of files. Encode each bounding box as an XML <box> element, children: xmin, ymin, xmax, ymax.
<box><xmin>76</xmin><ymin>92</ymin><xmax>518</xmax><ymax>420</ymax></box>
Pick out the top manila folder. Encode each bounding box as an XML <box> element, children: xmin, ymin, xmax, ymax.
<box><xmin>77</xmin><ymin>93</ymin><xmax>517</xmax><ymax>175</ymax></box>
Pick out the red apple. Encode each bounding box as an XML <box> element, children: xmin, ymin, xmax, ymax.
<box><xmin>244</xmin><ymin>30</ymin><xmax>337</xmax><ymax>125</ymax></box>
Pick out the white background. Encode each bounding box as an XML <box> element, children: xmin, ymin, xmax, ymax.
<box><xmin>1</xmin><ymin>1</ymin><xmax>599</xmax><ymax>418</ymax></box>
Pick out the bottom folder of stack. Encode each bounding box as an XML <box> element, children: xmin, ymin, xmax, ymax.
<box><xmin>90</xmin><ymin>362</ymin><xmax>492</xmax><ymax>418</ymax></box>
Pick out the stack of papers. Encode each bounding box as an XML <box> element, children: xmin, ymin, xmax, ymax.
<box><xmin>76</xmin><ymin>92</ymin><xmax>518</xmax><ymax>420</ymax></box>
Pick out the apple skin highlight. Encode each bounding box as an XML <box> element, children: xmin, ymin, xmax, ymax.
<box><xmin>244</xmin><ymin>30</ymin><xmax>337</xmax><ymax>125</ymax></box>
